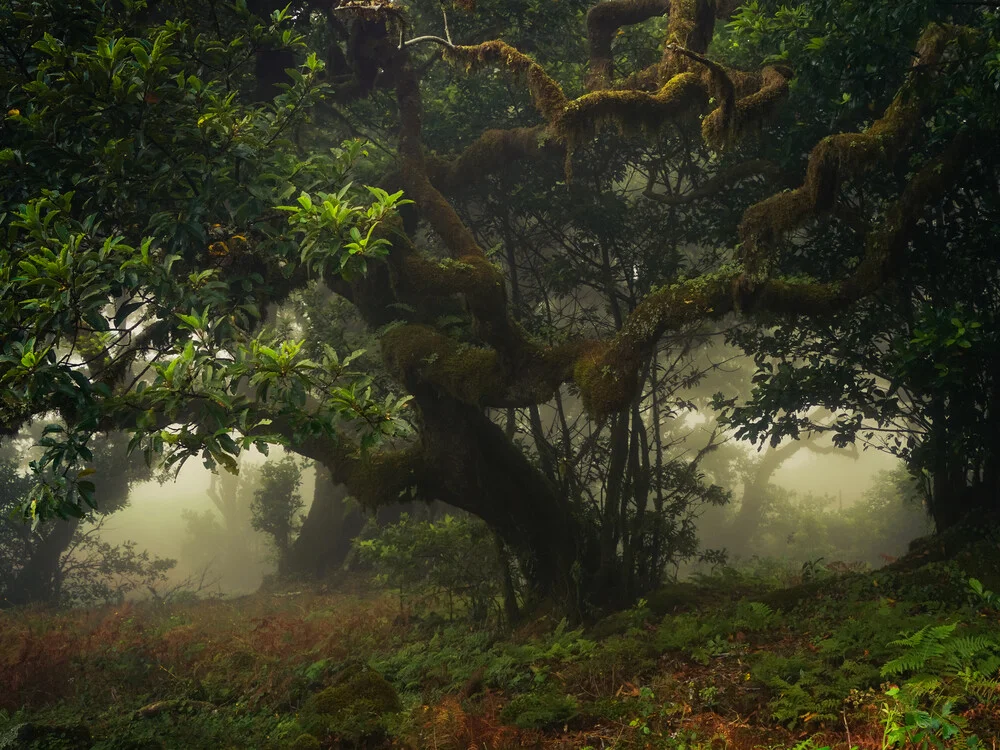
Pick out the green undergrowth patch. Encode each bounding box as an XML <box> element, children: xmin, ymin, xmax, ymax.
<box><xmin>3</xmin><ymin>545</ymin><xmax>1000</xmax><ymax>749</ymax></box>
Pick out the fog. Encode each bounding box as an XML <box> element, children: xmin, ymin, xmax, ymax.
<box><xmin>83</xmin><ymin>393</ymin><xmax>919</xmax><ymax>600</ymax></box>
<box><xmin>93</xmin><ymin>448</ymin><xmax>317</xmax><ymax>596</ymax></box>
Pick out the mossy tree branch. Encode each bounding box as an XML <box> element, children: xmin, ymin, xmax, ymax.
<box><xmin>736</xmin><ymin>23</ymin><xmax>961</xmax><ymax>285</ymax></box>
<box><xmin>585</xmin><ymin>0</ymin><xmax>671</xmax><ymax>91</ymax></box>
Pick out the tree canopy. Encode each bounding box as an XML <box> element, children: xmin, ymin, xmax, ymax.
<box><xmin>2</xmin><ymin>0</ymin><xmax>998</xmax><ymax>609</ymax></box>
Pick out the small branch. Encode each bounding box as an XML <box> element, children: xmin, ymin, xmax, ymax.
<box><xmin>403</xmin><ymin>34</ymin><xmax>454</xmax><ymax>50</ymax></box>
<box><xmin>441</xmin><ymin>1</ymin><xmax>452</xmax><ymax>45</ymax></box>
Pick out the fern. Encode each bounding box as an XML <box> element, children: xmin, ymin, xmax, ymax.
<box><xmin>733</xmin><ymin>601</ymin><xmax>777</xmax><ymax>633</ymax></box>
<box><xmin>881</xmin><ymin>622</ymin><xmax>1000</xmax><ymax>681</ymax></box>
<box><xmin>880</xmin><ymin>623</ymin><xmax>957</xmax><ymax>677</ymax></box>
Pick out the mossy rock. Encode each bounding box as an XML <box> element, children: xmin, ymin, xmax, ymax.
<box><xmin>499</xmin><ymin>688</ymin><xmax>578</xmax><ymax>730</ymax></box>
<box><xmin>299</xmin><ymin>667</ymin><xmax>401</xmax><ymax>746</ymax></box>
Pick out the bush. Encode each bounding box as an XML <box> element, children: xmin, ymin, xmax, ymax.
<box><xmin>355</xmin><ymin>514</ymin><xmax>518</xmax><ymax>623</ymax></box>
<box><xmin>499</xmin><ymin>688</ymin><xmax>579</xmax><ymax>730</ymax></box>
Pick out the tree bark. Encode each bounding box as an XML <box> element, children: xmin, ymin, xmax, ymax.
<box><xmin>287</xmin><ymin>467</ymin><xmax>361</xmax><ymax>577</ymax></box>
<box><xmin>411</xmin><ymin>389</ymin><xmax>601</xmax><ymax>616</ymax></box>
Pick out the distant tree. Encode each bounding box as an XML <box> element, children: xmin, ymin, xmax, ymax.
<box><xmin>180</xmin><ymin>459</ymin><xmax>269</xmax><ymax>590</ymax></box>
<box><xmin>0</xmin><ymin>432</ymin><xmax>151</xmax><ymax>606</ymax></box>
<box><xmin>250</xmin><ymin>456</ymin><xmax>306</xmax><ymax>574</ymax></box>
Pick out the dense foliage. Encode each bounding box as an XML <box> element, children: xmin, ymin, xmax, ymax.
<box><xmin>2</xmin><ymin>0</ymin><xmax>998</xmax><ymax>617</ymax></box>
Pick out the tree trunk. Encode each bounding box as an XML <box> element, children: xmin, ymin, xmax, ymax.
<box><xmin>412</xmin><ymin>390</ymin><xmax>603</xmax><ymax>617</ymax></box>
<box><xmin>3</xmin><ymin>518</ymin><xmax>79</xmax><ymax>607</ymax></box>
<box><xmin>287</xmin><ymin>467</ymin><xmax>360</xmax><ymax>577</ymax></box>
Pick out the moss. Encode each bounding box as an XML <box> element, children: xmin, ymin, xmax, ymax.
<box><xmin>286</xmin><ymin>735</ymin><xmax>321</xmax><ymax>750</ymax></box>
<box><xmin>381</xmin><ymin>324</ymin><xmax>504</xmax><ymax>404</ymax></box>
<box><xmin>443</xmin><ymin>41</ymin><xmax>567</xmax><ymax>123</ymax></box>
<box><xmin>663</xmin><ymin>0</ymin><xmax>714</xmax><ymax>53</ymax></box>
<box><xmin>736</xmin><ymin>23</ymin><xmax>958</xmax><ymax>285</ymax></box>
<box><xmin>428</xmin><ymin>126</ymin><xmax>555</xmax><ymax>190</ymax></box>
<box><xmin>702</xmin><ymin>64</ymin><xmax>791</xmax><ymax>150</ymax></box>
<box><xmin>576</xmin><ymin>270</ymin><xmax>737</xmax><ymax>415</ymax></box>
<box><xmin>585</xmin><ymin>0</ymin><xmax>671</xmax><ymax>90</ymax></box>
<box><xmin>299</xmin><ymin>667</ymin><xmax>401</xmax><ymax>745</ymax></box>
<box><xmin>396</xmin><ymin>253</ymin><xmax>502</xmax><ymax>303</ymax></box>
<box><xmin>573</xmin><ymin>342</ymin><xmax>638</xmax><ymax>417</ymax></box>
<box><xmin>555</xmin><ymin>72</ymin><xmax>707</xmax><ymax>176</ymax></box>
<box><xmin>339</xmin><ymin>446</ymin><xmax>423</xmax><ymax>509</ymax></box>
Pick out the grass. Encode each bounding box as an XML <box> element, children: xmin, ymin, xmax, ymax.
<box><xmin>3</xmin><ymin>548</ymin><xmax>1000</xmax><ymax>749</ymax></box>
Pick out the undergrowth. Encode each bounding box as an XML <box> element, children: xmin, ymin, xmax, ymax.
<box><xmin>2</xmin><ymin>550</ymin><xmax>999</xmax><ymax>749</ymax></box>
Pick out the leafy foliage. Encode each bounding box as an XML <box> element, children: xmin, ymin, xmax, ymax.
<box><xmin>355</xmin><ymin>513</ymin><xmax>517</xmax><ymax>623</ymax></box>
<box><xmin>249</xmin><ymin>455</ymin><xmax>306</xmax><ymax>571</ymax></box>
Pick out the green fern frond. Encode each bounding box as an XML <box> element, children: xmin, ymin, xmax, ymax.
<box><xmin>881</xmin><ymin>623</ymin><xmax>958</xmax><ymax>677</ymax></box>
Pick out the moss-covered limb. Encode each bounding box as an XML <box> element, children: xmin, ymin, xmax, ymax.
<box><xmin>576</xmin><ymin>269</ymin><xmax>739</xmax><ymax>415</ymax></box>
<box><xmin>381</xmin><ymin>323</ymin><xmax>505</xmax><ymax>404</ymax></box>
<box><xmin>663</xmin><ymin>0</ymin><xmax>715</xmax><ymax>57</ymax></box>
<box><xmin>261</xmin><ymin>417</ymin><xmax>425</xmax><ymax>509</ymax></box>
<box><xmin>585</xmin><ymin>0</ymin><xmax>671</xmax><ymax>91</ymax></box>
<box><xmin>644</xmin><ymin>158</ymin><xmax>780</xmax><ymax>205</ymax></box>
<box><xmin>664</xmin><ymin>43</ymin><xmax>736</xmax><ymax>141</ymax></box>
<box><xmin>442</xmin><ymin>41</ymin><xmax>568</xmax><ymax>123</ymax></box>
<box><xmin>425</xmin><ymin>126</ymin><xmax>561</xmax><ymax>191</ymax></box>
<box><xmin>554</xmin><ymin>71</ymin><xmax>708</xmax><ymax>151</ymax></box>
<box><xmin>394</xmin><ymin>252</ymin><xmax>504</xmax><ymax>306</ymax></box>
<box><xmin>843</xmin><ymin>132</ymin><xmax>973</xmax><ymax>300</ymax></box>
<box><xmin>736</xmin><ymin>22</ymin><xmax>958</xmax><ymax>283</ymax></box>
<box><xmin>380</xmin><ymin>322</ymin><xmax>588</xmax><ymax>408</ymax></box>
<box><xmin>702</xmin><ymin>64</ymin><xmax>791</xmax><ymax>150</ymax></box>
<box><xmin>394</xmin><ymin>58</ymin><xmax>588</xmax><ymax>374</ymax></box>
<box><xmin>395</xmin><ymin>61</ymin><xmax>498</xmax><ymax>264</ymax></box>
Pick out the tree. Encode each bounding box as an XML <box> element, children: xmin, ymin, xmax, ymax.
<box><xmin>0</xmin><ymin>431</ymin><xmax>152</xmax><ymax>606</ymax></box>
<box><xmin>250</xmin><ymin>455</ymin><xmax>306</xmax><ymax>574</ymax></box>
<box><xmin>711</xmin><ymin>1</ymin><xmax>1000</xmax><ymax>532</ymax></box>
<box><xmin>1</xmin><ymin>0</ymin><xmax>997</xmax><ymax>611</ymax></box>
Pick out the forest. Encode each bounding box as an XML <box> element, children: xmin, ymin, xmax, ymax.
<box><xmin>1</xmin><ymin>0</ymin><xmax>1000</xmax><ymax>747</ymax></box>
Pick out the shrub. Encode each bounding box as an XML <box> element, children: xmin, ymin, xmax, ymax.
<box><xmin>355</xmin><ymin>514</ymin><xmax>518</xmax><ymax>623</ymax></box>
<box><xmin>499</xmin><ymin>688</ymin><xmax>579</xmax><ymax>730</ymax></box>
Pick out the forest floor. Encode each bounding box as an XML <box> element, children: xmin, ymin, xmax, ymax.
<box><xmin>3</xmin><ymin>524</ymin><xmax>1000</xmax><ymax>750</ymax></box>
